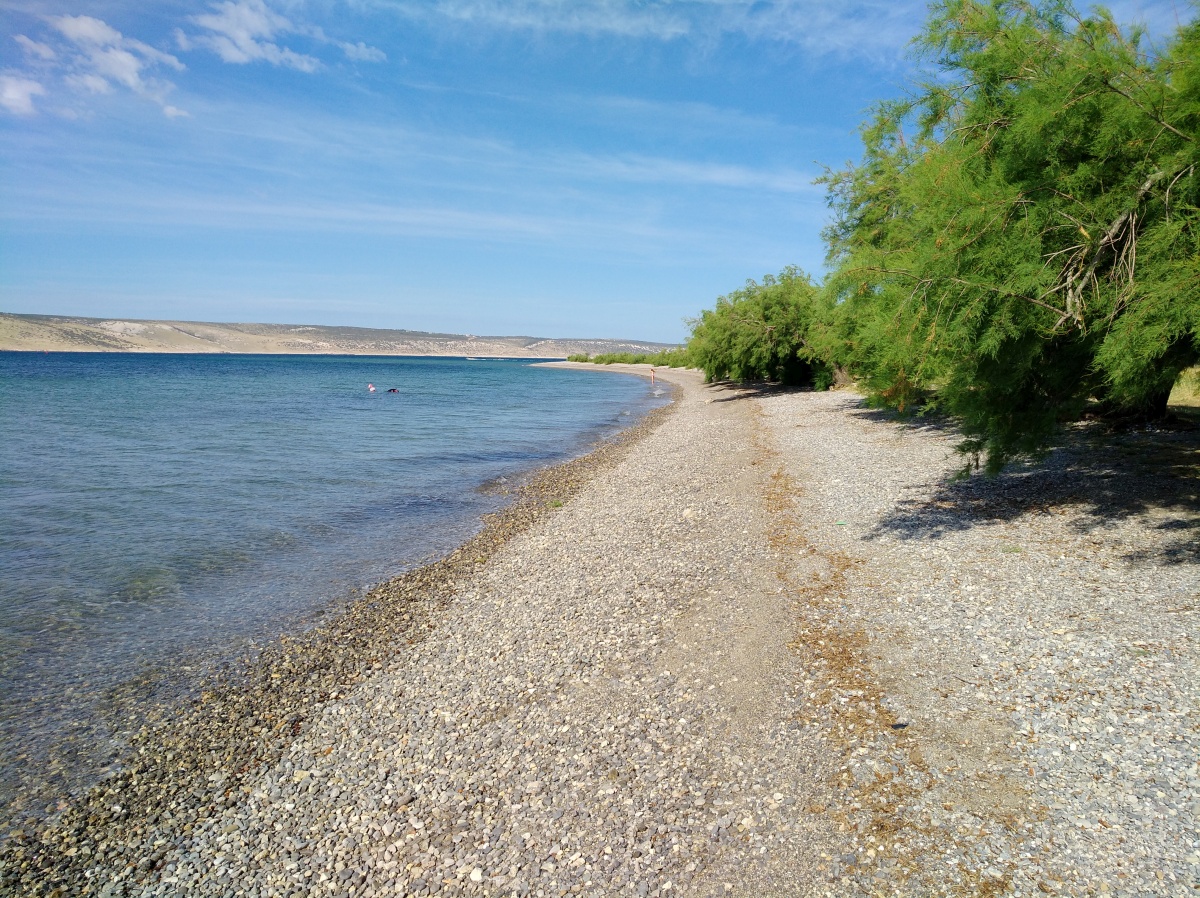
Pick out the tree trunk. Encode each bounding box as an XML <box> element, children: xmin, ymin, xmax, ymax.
<box><xmin>1145</xmin><ymin>385</ymin><xmax>1173</xmax><ymax>421</ymax></box>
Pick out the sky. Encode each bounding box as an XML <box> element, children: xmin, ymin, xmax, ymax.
<box><xmin>0</xmin><ymin>0</ymin><xmax>1187</xmax><ymax>342</ymax></box>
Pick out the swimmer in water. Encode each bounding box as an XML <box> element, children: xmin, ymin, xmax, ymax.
<box><xmin>368</xmin><ymin>383</ymin><xmax>376</xmax><ymax>392</ymax></box>
<box><xmin>386</xmin><ymin>388</ymin><xmax>399</xmax><ymax>393</ymax></box>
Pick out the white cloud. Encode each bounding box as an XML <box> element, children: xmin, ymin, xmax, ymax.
<box><xmin>52</xmin><ymin>14</ymin><xmax>124</xmax><ymax>48</ymax></box>
<box><xmin>14</xmin><ymin>35</ymin><xmax>56</xmax><ymax>61</ymax></box>
<box><xmin>0</xmin><ymin>75</ymin><xmax>45</xmax><ymax>115</ymax></box>
<box><xmin>341</xmin><ymin>41</ymin><xmax>387</xmax><ymax>63</ymax></box>
<box><xmin>163</xmin><ymin>104</ymin><xmax>190</xmax><ymax>118</ymax></box>
<box><xmin>189</xmin><ymin>0</ymin><xmax>322</xmax><ymax>72</ymax></box>
<box><xmin>91</xmin><ymin>47</ymin><xmax>153</xmax><ymax>90</ymax></box>
<box><xmin>42</xmin><ymin>14</ymin><xmax>187</xmax><ymax>113</ymax></box>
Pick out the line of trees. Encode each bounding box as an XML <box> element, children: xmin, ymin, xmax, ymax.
<box><xmin>680</xmin><ymin>0</ymin><xmax>1198</xmax><ymax>472</ymax></box>
<box><xmin>567</xmin><ymin>349</ymin><xmax>691</xmax><ymax>366</ymax></box>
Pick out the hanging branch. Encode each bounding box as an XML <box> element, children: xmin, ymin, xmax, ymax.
<box><xmin>1053</xmin><ymin>168</ymin><xmax>1171</xmax><ymax>329</ymax></box>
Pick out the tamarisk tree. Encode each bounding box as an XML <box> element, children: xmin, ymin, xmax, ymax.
<box><xmin>821</xmin><ymin>0</ymin><xmax>1199</xmax><ymax>471</ymax></box>
<box><xmin>687</xmin><ymin>267</ymin><xmax>835</xmax><ymax>387</ymax></box>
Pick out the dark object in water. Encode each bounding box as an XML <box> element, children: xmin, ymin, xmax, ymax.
<box><xmin>386</xmin><ymin>388</ymin><xmax>400</xmax><ymax>393</ymax></box>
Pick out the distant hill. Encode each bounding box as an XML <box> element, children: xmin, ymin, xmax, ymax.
<box><xmin>0</xmin><ymin>313</ymin><xmax>677</xmax><ymax>358</ymax></box>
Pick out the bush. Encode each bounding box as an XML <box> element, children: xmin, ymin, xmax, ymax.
<box><xmin>686</xmin><ymin>267</ymin><xmax>835</xmax><ymax>388</ymax></box>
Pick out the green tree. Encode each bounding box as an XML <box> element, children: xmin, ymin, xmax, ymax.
<box><xmin>821</xmin><ymin>0</ymin><xmax>1199</xmax><ymax>471</ymax></box>
<box><xmin>687</xmin><ymin>267</ymin><xmax>835</xmax><ymax>387</ymax></box>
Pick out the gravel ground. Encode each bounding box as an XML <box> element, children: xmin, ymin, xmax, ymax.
<box><xmin>758</xmin><ymin>389</ymin><xmax>1199</xmax><ymax>897</ymax></box>
<box><xmin>3</xmin><ymin>368</ymin><xmax>1195</xmax><ymax>897</ymax></box>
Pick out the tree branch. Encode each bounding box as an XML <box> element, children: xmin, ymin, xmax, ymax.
<box><xmin>1103</xmin><ymin>81</ymin><xmax>1193</xmax><ymax>143</ymax></box>
<box><xmin>849</xmin><ymin>265</ymin><xmax>1069</xmax><ymax>318</ymax></box>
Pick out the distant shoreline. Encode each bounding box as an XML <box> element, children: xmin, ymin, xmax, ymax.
<box><xmin>1</xmin><ymin>348</ymin><xmax>570</xmax><ymax>359</ymax></box>
<box><xmin>0</xmin><ymin>312</ymin><xmax>677</xmax><ymax>358</ymax></box>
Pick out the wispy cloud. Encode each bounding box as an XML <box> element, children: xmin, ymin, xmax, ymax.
<box><xmin>557</xmin><ymin>152</ymin><xmax>819</xmax><ymax>193</ymax></box>
<box><xmin>380</xmin><ymin>0</ymin><xmax>926</xmax><ymax>57</ymax></box>
<box><xmin>583</xmin><ymin>94</ymin><xmax>815</xmax><ymax>143</ymax></box>
<box><xmin>14</xmin><ymin>35</ymin><xmax>56</xmax><ymax>61</ymax></box>
<box><xmin>2</xmin><ymin>92</ymin><xmax>820</xmax><ymax>263</ymax></box>
<box><xmin>183</xmin><ymin>0</ymin><xmax>322</xmax><ymax>72</ymax></box>
<box><xmin>368</xmin><ymin>0</ymin><xmax>1187</xmax><ymax>65</ymax></box>
<box><xmin>733</xmin><ymin>0</ymin><xmax>926</xmax><ymax>56</ymax></box>
<box><xmin>132</xmin><ymin>95</ymin><xmax>819</xmax><ymax>197</ymax></box>
<box><xmin>400</xmin><ymin>0</ymin><xmax>691</xmax><ymax>39</ymax></box>
<box><xmin>179</xmin><ymin>0</ymin><xmax>386</xmax><ymax>71</ymax></box>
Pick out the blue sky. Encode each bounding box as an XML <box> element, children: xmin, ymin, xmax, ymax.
<box><xmin>0</xmin><ymin>0</ymin><xmax>1186</xmax><ymax>342</ymax></box>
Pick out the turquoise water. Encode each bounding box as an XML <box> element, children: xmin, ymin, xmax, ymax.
<box><xmin>0</xmin><ymin>352</ymin><xmax>664</xmax><ymax>818</ymax></box>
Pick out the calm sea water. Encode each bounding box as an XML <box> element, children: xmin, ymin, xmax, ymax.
<box><xmin>0</xmin><ymin>352</ymin><xmax>665</xmax><ymax>818</ymax></box>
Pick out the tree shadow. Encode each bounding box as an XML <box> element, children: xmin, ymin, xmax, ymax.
<box><xmin>702</xmin><ymin>381</ymin><xmax>797</xmax><ymax>402</ymax></box>
<box><xmin>844</xmin><ymin>400</ymin><xmax>962</xmax><ymax>438</ymax></box>
<box><xmin>865</xmin><ymin>421</ymin><xmax>1200</xmax><ymax>566</ymax></box>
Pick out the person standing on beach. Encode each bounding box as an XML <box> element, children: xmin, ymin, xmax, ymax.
<box><xmin>650</xmin><ymin>367</ymin><xmax>656</xmax><ymax>384</ymax></box>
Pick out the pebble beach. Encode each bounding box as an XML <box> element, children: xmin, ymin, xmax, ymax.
<box><xmin>2</xmin><ymin>365</ymin><xmax>1196</xmax><ymax>897</ymax></box>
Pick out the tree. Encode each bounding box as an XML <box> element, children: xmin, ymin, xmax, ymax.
<box><xmin>821</xmin><ymin>0</ymin><xmax>1199</xmax><ymax>471</ymax></box>
<box><xmin>687</xmin><ymin>268</ymin><xmax>835</xmax><ymax>387</ymax></box>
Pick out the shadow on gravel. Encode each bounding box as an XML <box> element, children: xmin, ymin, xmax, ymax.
<box><xmin>702</xmin><ymin>381</ymin><xmax>794</xmax><ymax>402</ymax></box>
<box><xmin>845</xmin><ymin>403</ymin><xmax>960</xmax><ymax>438</ymax></box>
<box><xmin>865</xmin><ymin>423</ymin><xmax>1200</xmax><ymax>566</ymax></box>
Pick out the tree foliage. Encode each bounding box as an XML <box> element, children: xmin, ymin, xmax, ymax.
<box><xmin>819</xmin><ymin>0</ymin><xmax>1199</xmax><ymax>470</ymax></box>
<box><xmin>686</xmin><ymin>267</ymin><xmax>835</xmax><ymax>387</ymax></box>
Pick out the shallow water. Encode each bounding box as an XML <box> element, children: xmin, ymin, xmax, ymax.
<box><xmin>0</xmin><ymin>352</ymin><xmax>664</xmax><ymax>818</ymax></box>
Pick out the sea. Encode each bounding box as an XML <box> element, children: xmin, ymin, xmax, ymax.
<box><xmin>0</xmin><ymin>351</ymin><xmax>667</xmax><ymax>821</ymax></box>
